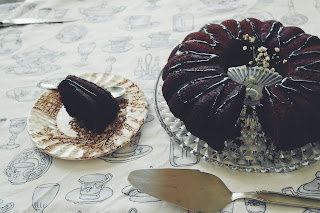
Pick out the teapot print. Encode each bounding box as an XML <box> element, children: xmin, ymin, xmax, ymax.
<box><xmin>282</xmin><ymin>171</ymin><xmax>320</xmax><ymax>213</ymax></box>
<box><xmin>9</xmin><ymin>47</ymin><xmax>65</xmax><ymax>75</ymax></box>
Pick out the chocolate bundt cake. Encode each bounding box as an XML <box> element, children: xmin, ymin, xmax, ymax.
<box><xmin>162</xmin><ymin>18</ymin><xmax>320</xmax><ymax>151</ymax></box>
<box><xmin>57</xmin><ymin>75</ymin><xmax>120</xmax><ymax>132</ymax></box>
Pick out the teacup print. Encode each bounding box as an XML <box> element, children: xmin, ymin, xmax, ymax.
<box><xmin>99</xmin><ymin>132</ymin><xmax>153</xmax><ymax>163</ymax></box>
<box><xmin>122</xmin><ymin>185</ymin><xmax>160</xmax><ymax>202</ymax></box>
<box><xmin>102</xmin><ymin>36</ymin><xmax>134</xmax><ymax>53</ymax></box>
<box><xmin>120</xmin><ymin>15</ymin><xmax>159</xmax><ymax>30</ymax></box>
<box><xmin>79</xmin><ymin>173</ymin><xmax>112</xmax><ymax>200</ymax></box>
<box><xmin>56</xmin><ymin>25</ymin><xmax>88</xmax><ymax>43</ymax></box>
<box><xmin>7</xmin><ymin>86</ymin><xmax>44</xmax><ymax>102</ymax></box>
<box><xmin>245</xmin><ymin>198</ymin><xmax>266</xmax><ymax>213</ymax></box>
<box><xmin>150</xmin><ymin>33</ymin><xmax>170</xmax><ymax>46</ymax></box>
<box><xmin>128</xmin><ymin>15</ymin><xmax>150</xmax><ymax>28</ymax></box>
<box><xmin>65</xmin><ymin>173</ymin><xmax>113</xmax><ymax>204</ymax></box>
<box><xmin>4</xmin><ymin>147</ymin><xmax>53</xmax><ymax>185</ymax></box>
<box><xmin>6</xmin><ymin>162</ymin><xmax>35</xmax><ymax>185</ymax></box>
<box><xmin>140</xmin><ymin>32</ymin><xmax>178</xmax><ymax>49</ymax></box>
<box><xmin>112</xmin><ymin>138</ymin><xmax>139</xmax><ymax>158</ymax></box>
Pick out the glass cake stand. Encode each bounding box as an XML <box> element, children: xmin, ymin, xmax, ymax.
<box><xmin>154</xmin><ymin>71</ymin><xmax>320</xmax><ymax>173</ymax></box>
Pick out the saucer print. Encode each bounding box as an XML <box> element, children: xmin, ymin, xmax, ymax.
<box><xmin>65</xmin><ymin>188</ymin><xmax>113</xmax><ymax>204</ymax></box>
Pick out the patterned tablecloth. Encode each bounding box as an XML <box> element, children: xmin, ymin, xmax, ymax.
<box><xmin>1</xmin><ymin>0</ymin><xmax>320</xmax><ymax>212</ymax></box>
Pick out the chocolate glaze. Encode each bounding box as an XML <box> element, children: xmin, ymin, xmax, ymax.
<box><xmin>162</xmin><ymin>18</ymin><xmax>320</xmax><ymax>151</ymax></box>
<box><xmin>58</xmin><ymin>75</ymin><xmax>120</xmax><ymax>132</ymax></box>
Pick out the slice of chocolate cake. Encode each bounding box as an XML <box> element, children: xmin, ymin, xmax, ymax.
<box><xmin>57</xmin><ymin>75</ymin><xmax>120</xmax><ymax>132</ymax></box>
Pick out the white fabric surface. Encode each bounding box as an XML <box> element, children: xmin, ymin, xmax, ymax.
<box><xmin>0</xmin><ymin>0</ymin><xmax>320</xmax><ymax>212</ymax></box>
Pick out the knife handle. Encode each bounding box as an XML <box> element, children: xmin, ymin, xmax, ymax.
<box><xmin>232</xmin><ymin>190</ymin><xmax>320</xmax><ymax>209</ymax></box>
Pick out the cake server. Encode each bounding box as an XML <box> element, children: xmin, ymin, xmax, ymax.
<box><xmin>0</xmin><ymin>18</ymin><xmax>78</xmax><ymax>27</ymax></box>
<box><xmin>128</xmin><ymin>168</ymin><xmax>320</xmax><ymax>212</ymax></box>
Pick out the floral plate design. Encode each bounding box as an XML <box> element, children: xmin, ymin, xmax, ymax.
<box><xmin>28</xmin><ymin>73</ymin><xmax>148</xmax><ymax>160</ymax></box>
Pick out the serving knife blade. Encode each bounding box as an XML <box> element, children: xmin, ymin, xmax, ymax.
<box><xmin>128</xmin><ymin>169</ymin><xmax>320</xmax><ymax>212</ymax></box>
<box><xmin>0</xmin><ymin>18</ymin><xmax>78</xmax><ymax>27</ymax></box>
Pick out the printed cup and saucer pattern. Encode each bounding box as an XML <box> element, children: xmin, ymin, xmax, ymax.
<box><xmin>119</xmin><ymin>15</ymin><xmax>160</xmax><ymax>30</ymax></box>
<box><xmin>102</xmin><ymin>36</ymin><xmax>134</xmax><ymax>53</ymax></box>
<box><xmin>66</xmin><ymin>173</ymin><xmax>113</xmax><ymax>204</ymax></box>
<box><xmin>4</xmin><ymin>147</ymin><xmax>52</xmax><ymax>185</ymax></box>
<box><xmin>140</xmin><ymin>32</ymin><xmax>178</xmax><ymax>49</ymax></box>
<box><xmin>99</xmin><ymin>132</ymin><xmax>152</xmax><ymax>163</ymax></box>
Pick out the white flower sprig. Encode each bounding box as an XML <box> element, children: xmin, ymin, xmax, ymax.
<box><xmin>242</xmin><ymin>34</ymin><xmax>287</xmax><ymax>72</ymax></box>
<box><xmin>241</xmin><ymin>34</ymin><xmax>287</xmax><ymax>87</ymax></box>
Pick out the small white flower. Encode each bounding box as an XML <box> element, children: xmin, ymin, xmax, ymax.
<box><xmin>258</xmin><ymin>53</ymin><xmax>264</xmax><ymax>58</ymax></box>
<box><xmin>263</xmin><ymin>60</ymin><xmax>270</xmax><ymax>68</ymax></box>
<box><xmin>274</xmin><ymin>47</ymin><xmax>280</xmax><ymax>52</ymax></box>
<box><xmin>241</xmin><ymin>65</ymin><xmax>246</xmax><ymax>70</ymax></box>
<box><xmin>249</xmin><ymin>36</ymin><xmax>256</xmax><ymax>43</ymax></box>
<box><xmin>243</xmin><ymin>34</ymin><xmax>249</xmax><ymax>40</ymax></box>
<box><xmin>243</xmin><ymin>46</ymin><xmax>248</xmax><ymax>51</ymax></box>
<box><xmin>270</xmin><ymin>68</ymin><xmax>275</xmax><ymax>72</ymax></box>
<box><xmin>264</xmin><ymin>52</ymin><xmax>268</xmax><ymax>56</ymax></box>
<box><xmin>258</xmin><ymin>46</ymin><xmax>267</xmax><ymax>52</ymax></box>
<box><xmin>249</xmin><ymin>61</ymin><xmax>253</xmax><ymax>65</ymax></box>
<box><xmin>283</xmin><ymin>59</ymin><xmax>287</xmax><ymax>64</ymax></box>
<box><xmin>265</xmin><ymin>56</ymin><xmax>270</xmax><ymax>61</ymax></box>
<box><xmin>250</xmin><ymin>75</ymin><xmax>255</xmax><ymax>81</ymax></box>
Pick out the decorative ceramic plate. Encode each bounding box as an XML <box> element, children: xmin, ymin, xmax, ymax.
<box><xmin>4</xmin><ymin>147</ymin><xmax>52</xmax><ymax>182</ymax></box>
<box><xmin>27</xmin><ymin>73</ymin><xmax>148</xmax><ymax>160</ymax></box>
<box><xmin>155</xmin><ymin>71</ymin><xmax>320</xmax><ymax>173</ymax></box>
